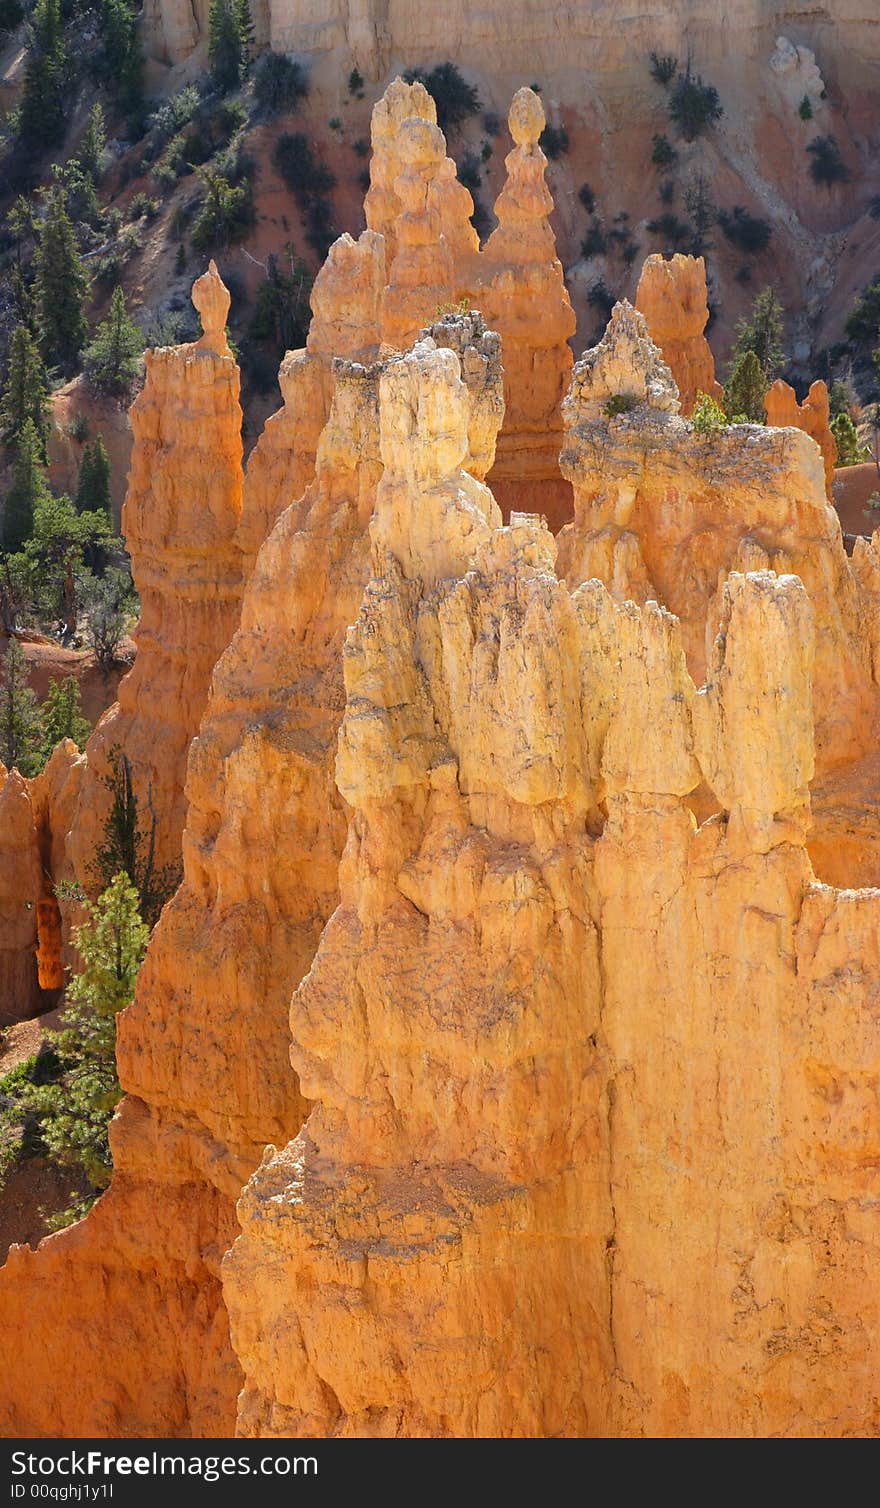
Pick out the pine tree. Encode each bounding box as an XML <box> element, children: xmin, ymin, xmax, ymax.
<box><xmin>25</xmin><ymin>491</ymin><xmax>112</xmax><ymax>636</ymax></box>
<box><xmin>2</xmin><ymin>418</ymin><xmax>49</xmax><ymax>552</ymax></box>
<box><xmin>78</xmin><ymin>102</ymin><xmax>107</xmax><ymax>182</ymax></box>
<box><xmin>1</xmin><ymin>325</ymin><xmax>49</xmax><ymax>450</ymax></box>
<box><xmin>95</xmin><ymin>748</ymin><xmax>181</xmax><ymax>926</ymax></box>
<box><xmin>724</xmin><ymin>350</ymin><xmax>767</xmax><ymax>423</ymax></box>
<box><xmin>35</xmin><ymin>190</ymin><xmax>89</xmax><ymax>376</ymax></box>
<box><xmin>0</xmin><ymin>638</ymin><xmax>41</xmax><ymax>775</ymax></box>
<box><xmin>22</xmin><ymin>873</ymin><xmax>149</xmax><ymax>1202</ymax></box>
<box><xmin>208</xmin><ymin>0</ymin><xmax>248</xmax><ymax>92</ymax></box>
<box><xmin>75</xmin><ymin>437</ymin><xmax>112</xmax><ymax>516</ymax></box>
<box><xmin>731</xmin><ymin>287</ymin><xmax>786</xmax><ymax>381</ymax></box>
<box><xmin>39</xmin><ymin>674</ymin><xmax>90</xmax><ymax>762</ymax></box>
<box><xmin>17</xmin><ymin>0</ymin><xmax>67</xmax><ymax>152</ymax></box>
<box><xmin>97</xmin><ymin>0</ymin><xmax>144</xmax><ymax>116</ymax></box>
<box><xmin>83</xmin><ymin>288</ymin><xmax>143</xmax><ymax>396</ymax></box>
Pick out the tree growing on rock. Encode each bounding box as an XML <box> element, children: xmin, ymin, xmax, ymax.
<box><xmin>0</xmin><ymin>638</ymin><xmax>41</xmax><ymax>775</ymax></box>
<box><xmin>75</xmin><ymin>437</ymin><xmax>112</xmax><ymax>516</ymax></box>
<box><xmin>724</xmin><ymin>350</ymin><xmax>767</xmax><ymax>423</ymax></box>
<box><xmin>730</xmin><ymin>287</ymin><xmax>785</xmax><ymax>382</ymax></box>
<box><xmin>1</xmin><ymin>326</ymin><xmax>49</xmax><ymax>451</ymax></box>
<box><xmin>2</xmin><ymin>419</ymin><xmax>50</xmax><ymax>552</ymax></box>
<box><xmin>39</xmin><ymin>675</ymin><xmax>90</xmax><ymax>762</ymax></box>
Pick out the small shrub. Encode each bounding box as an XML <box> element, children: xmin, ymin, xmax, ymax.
<box><xmin>457</xmin><ymin>151</ymin><xmax>481</xmax><ymax>193</ymax></box>
<box><xmin>668</xmin><ymin>69</ymin><xmax>723</xmax><ymax>141</ymax></box>
<box><xmin>191</xmin><ymin>168</ymin><xmax>255</xmax><ymax>253</ymax></box>
<box><xmin>587</xmin><ymin>278</ymin><xmax>615</xmax><ymax>322</ymax></box>
<box><xmin>356</xmin><ymin>167</ymin><xmax>370</xmax><ymax>193</ymax></box>
<box><xmin>659</xmin><ymin>179</ymin><xmax>675</xmax><ymax>204</ymax></box>
<box><xmin>581</xmin><ymin>218</ymin><xmax>607</xmax><ymax>258</ymax></box>
<box><xmin>798</xmin><ymin>94</ymin><xmax>813</xmax><ymax>121</ymax></box>
<box><xmin>254</xmin><ymin>52</ymin><xmax>309</xmax><ymax>116</ymax></box>
<box><xmin>604</xmin><ymin>393</ymin><xmax>638</xmax><ymax>417</ymax></box>
<box><xmin>352</xmin><ymin>136</ymin><xmax>370</xmax><ymax>158</ymax></box>
<box><xmin>646</xmin><ymin>212</ymin><xmax>692</xmax><ymax>250</ymax></box>
<box><xmin>807</xmin><ymin>134</ymin><xmax>850</xmax><ymax>187</ymax></box>
<box><xmin>735</xmin><ymin>264</ymin><xmax>753</xmax><ymax>285</ymax></box>
<box><xmin>651</xmin><ymin>132</ymin><xmax>676</xmax><ymax>169</ymax></box>
<box><xmin>691</xmin><ymin>390</ymin><xmax>728</xmax><ymax>435</ymax></box>
<box><xmin>578</xmin><ymin>182</ymin><xmax>595</xmax><ymax>214</ymax></box>
<box><xmin>67</xmin><ymin>413</ymin><xmax>89</xmax><ymax>443</ymax></box>
<box><xmin>717</xmin><ymin>204</ymin><xmax>772</xmax><ymax>255</ymax></box>
<box><xmin>348</xmin><ymin>67</ymin><xmax>364</xmax><ymax>97</ymax></box>
<box><xmin>149</xmin><ymin>86</ymin><xmax>200</xmax><ymax>149</ymax></box>
<box><xmin>831</xmin><ymin>411</ymin><xmax>869</xmax><ymax>466</ymax></box>
<box><xmin>649</xmin><ymin>51</ymin><xmax>678</xmax><ymax>86</ymax></box>
<box><xmin>470</xmin><ymin>196</ymin><xmax>492</xmax><ymax>244</ymax></box>
<box><xmin>129</xmin><ymin>192</ymin><xmax>160</xmax><ymax>222</ymax></box>
<box><xmin>329</xmin><ymin>116</ymin><xmax>342</xmax><ymax>132</ymax></box>
<box><xmin>482</xmin><ymin>110</ymin><xmax>501</xmax><ymax>137</ymax></box>
<box><xmin>869</xmin><ymin>196</ymin><xmax>880</xmax><ymax>221</ymax></box>
<box><xmin>274</xmin><ymin>132</ymin><xmax>337</xmax><ymax>198</ymax></box>
<box><xmin>540</xmin><ymin>123</ymin><xmax>569</xmax><ymax>159</ymax></box>
<box><xmin>403</xmin><ymin>62</ymin><xmax>481</xmax><ymax>135</ymax></box>
<box><xmin>480</xmin><ymin>140</ymin><xmax>492</xmax><ymax>163</ymax></box>
<box><xmin>865</xmin><ymin>491</ymin><xmax>880</xmax><ymax>512</ymax></box>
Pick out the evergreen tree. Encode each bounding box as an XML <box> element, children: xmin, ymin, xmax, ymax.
<box><xmin>39</xmin><ymin>675</ymin><xmax>90</xmax><ymax>762</ymax></box>
<box><xmin>2</xmin><ymin>418</ymin><xmax>50</xmax><ymax>552</ymax></box>
<box><xmin>1</xmin><ymin>325</ymin><xmax>49</xmax><ymax>450</ymax></box>
<box><xmin>22</xmin><ymin>874</ymin><xmax>149</xmax><ymax>1203</ymax></box>
<box><xmin>25</xmin><ymin>492</ymin><xmax>112</xmax><ymax>636</ymax></box>
<box><xmin>730</xmin><ymin>287</ymin><xmax>785</xmax><ymax>381</ymax></box>
<box><xmin>75</xmin><ymin>436</ymin><xmax>112</xmax><ymax>516</ymax></box>
<box><xmin>17</xmin><ymin>0</ymin><xmax>67</xmax><ymax>151</ymax></box>
<box><xmin>0</xmin><ymin>638</ymin><xmax>41</xmax><ymax>775</ymax></box>
<box><xmin>83</xmin><ymin>288</ymin><xmax>143</xmax><ymax>396</ymax></box>
<box><xmin>724</xmin><ymin>350</ymin><xmax>767</xmax><ymax>423</ymax></box>
<box><xmin>35</xmin><ymin>190</ymin><xmax>89</xmax><ymax>375</ymax></box>
<box><xmin>96</xmin><ymin>0</ymin><xmax>144</xmax><ymax>116</ymax></box>
<box><xmin>208</xmin><ymin>0</ymin><xmax>249</xmax><ymax>92</ymax></box>
<box><xmin>78</xmin><ymin>102</ymin><xmax>107</xmax><ymax>182</ymax></box>
<box><xmin>95</xmin><ymin>749</ymin><xmax>181</xmax><ymax>926</ymax></box>
<box><xmin>830</xmin><ymin>411</ymin><xmax>867</xmax><ymax>468</ymax></box>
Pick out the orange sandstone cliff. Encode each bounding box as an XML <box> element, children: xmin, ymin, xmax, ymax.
<box><xmin>2</xmin><ymin>80</ymin><xmax>880</xmax><ymax>1440</ymax></box>
<box><xmin>635</xmin><ymin>252</ymin><xmax>722</xmax><ymax>416</ymax></box>
<box><xmin>765</xmin><ymin>377</ymin><xmax>838</xmax><ymax>499</ymax></box>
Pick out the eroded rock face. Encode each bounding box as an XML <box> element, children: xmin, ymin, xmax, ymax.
<box><xmin>556</xmin><ymin>301</ymin><xmax>877</xmax><ymax>775</ymax></box>
<box><xmin>225</xmin><ymin>331</ymin><xmax>880</xmax><ymax>1433</ymax></box>
<box><xmin>0</xmin><ymin>768</ymin><xmax>42</xmax><ymax>1025</ymax></box>
<box><xmin>765</xmin><ymin>377</ymin><xmax>838</xmax><ymax>499</ymax></box>
<box><xmin>0</xmin><ymin>314</ymin><xmax>505</xmax><ymax>1438</ymax></box>
<box><xmin>635</xmin><ymin>253</ymin><xmax>722</xmax><ymax>417</ymax></box>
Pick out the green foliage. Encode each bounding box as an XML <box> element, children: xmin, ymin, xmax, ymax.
<box><xmin>651</xmin><ymin>133</ymin><xmax>676</xmax><ymax>169</ymax></box>
<box><xmin>684</xmin><ymin>175</ymin><xmax>714</xmax><ymax>255</ymax></box>
<box><xmin>829</xmin><ymin>378</ymin><xmax>855</xmax><ymax>418</ymax></box>
<box><xmin>668</xmin><ymin>67</ymin><xmax>723</xmax><ymax>141</ymax></box>
<box><xmin>717</xmin><ymin>205</ymin><xmax>771</xmax><ymax>256</ymax></box>
<box><xmin>75</xmin><ymin>437</ymin><xmax>112</xmax><ymax>517</ymax></box>
<box><xmin>659</xmin><ymin>179</ymin><xmax>676</xmax><ymax>205</ymax></box>
<box><xmin>581</xmin><ymin>217</ymin><xmax>607</xmax><ymax>258</ymax></box>
<box><xmin>17</xmin><ymin>0</ymin><xmax>67</xmax><ymax>152</ymax></box>
<box><xmin>348</xmin><ymin>66</ymin><xmax>364</xmax><ymax>97</ymax></box>
<box><xmin>79</xmin><ymin>103</ymin><xmax>107</xmax><ymax>182</ymax></box>
<box><xmin>22</xmin><ymin>875</ymin><xmax>148</xmax><ymax>1198</ymax></box>
<box><xmin>539</xmin><ymin>123</ymin><xmax>569</xmax><ymax>159</ymax></box>
<box><xmin>456</xmin><ymin>150</ymin><xmax>481</xmax><ymax>193</ymax></box>
<box><xmin>798</xmin><ymin>94</ymin><xmax>813</xmax><ymax>121</ymax></box>
<box><xmin>830</xmin><ymin>411</ymin><xmax>868</xmax><ymax>466</ymax></box>
<box><xmin>1</xmin><ymin>325</ymin><xmax>49</xmax><ymax>450</ymax></box>
<box><xmin>403</xmin><ymin>61</ymin><xmax>481</xmax><ymax>135</ymax></box>
<box><xmin>578</xmin><ymin>182</ymin><xmax>595</xmax><ymax>213</ymax></box>
<box><xmin>34</xmin><ymin>190</ymin><xmax>89</xmax><ymax>376</ymax></box>
<box><xmin>731</xmin><ymin>286</ymin><xmax>786</xmax><ymax>380</ymax></box>
<box><xmin>83</xmin><ymin>288</ymin><xmax>144</xmax><ymax>397</ymax></box>
<box><xmin>604</xmin><ymin>394</ymin><xmax>638</xmax><ymax>417</ymax></box>
<box><xmin>191</xmin><ymin>165</ymin><xmax>255</xmax><ymax>252</ymax></box>
<box><xmin>329</xmin><ymin>115</ymin><xmax>342</xmax><ymax>132</ymax></box>
<box><xmin>691</xmin><ymin>390</ymin><xmax>728</xmax><ymax>435</ymax></box>
<box><xmin>806</xmin><ymin>134</ymin><xmax>850</xmax><ymax>187</ymax></box>
<box><xmin>0</xmin><ymin>638</ymin><xmax>41</xmax><ymax>775</ymax></box>
<box><xmin>646</xmin><ymin>211</ymin><xmax>692</xmax><ymax>251</ymax></box>
<box><xmin>0</xmin><ymin>0</ymin><xmax>23</xmax><ymax>31</ymax></box>
<box><xmin>587</xmin><ymin>279</ymin><xmax>615</xmax><ymax>323</ymax></box>
<box><xmin>844</xmin><ymin>280</ymin><xmax>880</xmax><ymax>355</ymax></box>
<box><xmin>649</xmin><ymin>51</ymin><xmax>678</xmax><ymax>86</ymax></box>
<box><xmin>24</xmin><ymin>492</ymin><xmax>114</xmax><ymax>635</ymax></box>
<box><xmin>248</xmin><ymin>249</ymin><xmax>313</xmax><ymax>373</ymax></box>
<box><xmin>149</xmin><ymin>85</ymin><xmax>200</xmax><ymax>148</ymax></box>
<box><xmin>723</xmin><ymin>350</ymin><xmax>767</xmax><ymax>423</ymax></box>
<box><xmin>39</xmin><ymin>675</ymin><xmax>90</xmax><ymax>761</ymax></box>
<box><xmin>208</xmin><ymin>0</ymin><xmax>251</xmax><ymax>93</ymax></box>
<box><xmin>94</xmin><ymin>0</ymin><xmax>144</xmax><ymax>116</ymax></box>
<box><xmin>353</xmin><ymin>136</ymin><xmax>370</xmax><ymax>158</ymax></box>
<box><xmin>253</xmin><ymin>51</ymin><xmax>308</xmax><ymax>115</ymax></box>
<box><xmin>3</xmin><ymin>419</ymin><xmax>50</xmax><ymax>552</ymax></box>
<box><xmin>272</xmin><ymin>132</ymin><xmax>337</xmax><ymax>257</ymax></box>
<box><xmin>80</xmin><ymin>566</ymin><xmax>135</xmax><ymax>669</ymax></box>
<box><xmin>95</xmin><ymin>749</ymin><xmax>180</xmax><ymax>926</ymax></box>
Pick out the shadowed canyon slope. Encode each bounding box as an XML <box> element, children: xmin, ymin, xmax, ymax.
<box><xmin>2</xmin><ymin>77</ymin><xmax>880</xmax><ymax>1438</ymax></box>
